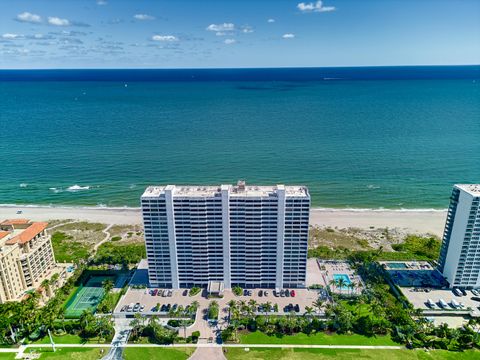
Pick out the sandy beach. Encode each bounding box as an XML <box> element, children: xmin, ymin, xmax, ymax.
<box><xmin>0</xmin><ymin>205</ymin><xmax>447</xmax><ymax>236</ymax></box>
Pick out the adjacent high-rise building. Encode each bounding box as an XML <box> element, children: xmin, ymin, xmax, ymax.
<box><xmin>0</xmin><ymin>219</ymin><xmax>57</xmax><ymax>303</ymax></box>
<box><xmin>438</xmin><ymin>184</ymin><xmax>480</xmax><ymax>288</ymax></box>
<box><xmin>141</xmin><ymin>181</ymin><xmax>310</xmax><ymax>289</ymax></box>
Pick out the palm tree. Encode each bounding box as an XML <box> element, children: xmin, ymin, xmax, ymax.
<box><xmin>80</xmin><ymin>309</ymin><xmax>94</xmax><ymax>330</ymax></box>
<box><xmin>248</xmin><ymin>299</ymin><xmax>258</xmax><ymax>315</ymax></box>
<box><xmin>102</xmin><ymin>279</ymin><xmax>114</xmax><ymax>293</ymax></box>
<box><xmin>328</xmin><ymin>279</ymin><xmax>337</xmax><ymax>292</ymax></box>
<box><xmin>179</xmin><ymin>318</ymin><xmax>190</xmax><ymax>340</ymax></box>
<box><xmin>57</xmin><ymin>307</ymin><xmax>66</xmax><ymax>333</ymax></box>
<box><xmin>238</xmin><ymin>300</ymin><xmax>248</xmax><ymax>316</ymax></box>
<box><xmin>51</xmin><ymin>273</ymin><xmax>60</xmax><ymax>290</ymax></box>
<box><xmin>190</xmin><ymin>300</ymin><xmax>200</xmax><ymax>313</ymax></box>
<box><xmin>304</xmin><ymin>306</ymin><xmax>314</xmax><ymax>320</ymax></box>
<box><xmin>336</xmin><ymin>278</ymin><xmax>346</xmax><ymax>294</ymax></box>
<box><xmin>264</xmin><ymin>302</ymin><xmax>272</xmax><ymax>316</ymax></box>
<box><xmin>227</xmin><ymin>300</ymin><xmax>237</xmax><ymax>321</ymax></box>
<box><xmin>348</xmin><ymin>282</ymin><xmax>356</xmax><ymax>296</ymax></box>
<box><xmin>313</xmin><ymin>298</ymin><xmax>324</xmax><ymax>313</ymax></box>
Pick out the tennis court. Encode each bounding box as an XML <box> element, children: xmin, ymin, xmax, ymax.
<box><xmin>64</xmin><ymin>275</ymin><xmax>115</xmax><ymax>318</ymax></box>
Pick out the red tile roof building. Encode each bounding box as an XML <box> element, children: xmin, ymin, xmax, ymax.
<box><xmin>0</xmin><ymin>219</ymin><xmax>56</xmax><ymax>303</ymax></box>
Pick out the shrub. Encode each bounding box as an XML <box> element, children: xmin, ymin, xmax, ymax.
<box><xmin>232</xmin><ymin>286</ymin><xmax>243</xmax><ymax>296</ymax></box>
<box><xmin>93</xmin><ymin>243</ymin><xmax>146</xmax><ymax>265</ymax></box>
<box><xmin>189</xmin><ymin>287</ymin><xmax>201</xmax><ymax>296</ymax></box>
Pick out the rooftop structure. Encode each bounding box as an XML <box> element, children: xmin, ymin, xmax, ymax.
<box><xmin>142</xmin><ymin>182</ymin><xmax>308</xmax><ymax>199</ymax></box>
<box><xmin>455</xmin><ymin>184</ymin><xmax>480</xmax><ymax>197</ymax></box>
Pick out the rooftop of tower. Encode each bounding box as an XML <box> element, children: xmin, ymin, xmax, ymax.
<box><xmin>142</xmin><ymin>181</ymin><xmax>309</xmax><ymax>199</ymax></box>
<box><xmin>455</xmin><ymin>184</ymin><xmax>480</xmax><ymax>196</ymax></box>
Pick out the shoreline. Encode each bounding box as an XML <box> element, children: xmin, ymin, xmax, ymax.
<box><xmin>0</xmin><ymin>204</ymin><xmax>447</xmax><ymax>236</ymax></box>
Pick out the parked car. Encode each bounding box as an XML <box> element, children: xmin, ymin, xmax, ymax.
<box><xmin>264</xmin><ymin>290</ymin><xmax>269</xmax><ymax>296</ymax></box>
<box><xmin>133</xmin><ymin>303</ymin><xmax>141</xmax><ymax>312</ymax></box>
<box><xmin>248</xmin><ymin>290</ymin><xmax>253</xmax><ymax>296</ymax></box>
<box><xmin>168</xmin><ymin>290</ymin><xmax>173</xmax><ymax>297</ymax></box>
<box><xmin>453</xmin><ymin>288</ymin><xmax>462</xmax><ymax>296</ymax></box>
<box><xmin>290</xmin><ymin>290</ymin><xmax>296</xmax><ymax>297</ymax></box>
<box><xmin>161</xmin><ymin>304</ymin><xmax>167</xmax><ymax>312</ymax></box>
<box><xmin>274</xmin><ymin>289</ymin><xmax>279</xmax><ymax>297</ymax></box>
<box><xmin>157</xmin><ymin>289</ymin><xmax>163</xmax><ymax>296</ymax></box>
<box><xmin>172</xmin><ymin>304</ymin><xmax>178</xmax><ymax>311</ymax></box>
<box><xmin>183</xmin><ymin>289</ymin><xmax>189</xmax><ymax>296</ymax></box>
<box><xmin>244</xmin><ymin>289</ymin><xmax>249</xmax><ymax>296</ymax></box>
<box><xmin>140</xmin><ymin>305</ymin><xmax>145</xmax><ymax>312</ymax></box>
<box><xmin>294</xmin><ymin>304</ymin><xmax>300</xmax><ymax>312</ymax></box>
<box><xmin>461</xmin><ymin>289</ymin><xmax>468</xmax><ymax>296</ymax></box>
<box><xmin>472</xmin><ymin>289</ymin><xmax>480</xmax><ymax>296</ymax></box>
<box><xmin>165</xmin><ymin>304</ymin><xmax>171</xmax><ymax>311</ymax></box>
<box><xmin>120</xmin><ymin>305</ymin><xmax>127</xmax><ymax>312</ymax></box>
<box><xmin>127</xmin><ymin>303</ymin><xmax>134</xmax><ymax>312</ymax></box>
<box><xmin>258</xmin><ymin>290</ymin><xmax>263</xmax><ymax>297</ymax></box>
<box><xmin>285</xmin><ymin>289</ymin><xmax>290</xmax><ymax>297</ymax></box>
<box><xmin>152</xmin><ymin>289</ymin><xmax>158</xmax><ymax>296</ymax></box>
<box><xmin>163</xmin><ymin>290</ymin><xmax>169</xmax><ymax>297</ymax></box>
<box><xmin>280</xmin><ymin>290</ymin><xmax>285</xmax><ymax>297</ymax></box>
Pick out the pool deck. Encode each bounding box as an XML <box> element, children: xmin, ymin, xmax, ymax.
<box><xmin>380</xmin><ymin>260</ymin><xmax>433</xmax><ymax>271</ymax></box>
<box><xmin>317</xmin><ymin>260</ymin><xmax>363</xmax><ymax>295</ymax></box>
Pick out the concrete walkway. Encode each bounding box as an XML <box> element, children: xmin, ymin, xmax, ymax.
<box><xmin>94</xmin><ymin>224</ymin><xmax>113</xmax><ymax>252</ymax></box>
<box><xmin>189</xmin><ymin>346</ymin><xmax>227</xmax><ymax>360</ymax></box>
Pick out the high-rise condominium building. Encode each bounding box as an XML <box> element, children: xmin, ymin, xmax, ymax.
<box><xmin>141</xmin><ymin>181</ymin><xmax>310</xmax><ymax>289</ymax></box>
<box><xmin>0</xmin><ymin>219</ymin><xmax>57</xmax><ymax>303</ymax></box>
<box><xmin>438</xmin><ymin>184</ymin><xmax>480</xmax><ymax>288</ymax></box>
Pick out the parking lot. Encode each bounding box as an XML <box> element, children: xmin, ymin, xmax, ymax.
<box><xmin>401</xmin><ymin>286</ymin><xmax>480</xmax><ymax>313</ymax></box>
<box><xmin>114</xmin><ymin>286</ymin><xmax>320</xmax><ymax>317</ymax></box>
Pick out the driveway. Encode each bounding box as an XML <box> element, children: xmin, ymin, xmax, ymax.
<box><xmin>188</xmin><ymin>346</ymin><xmax>226</xmax><ymax>360</ymax></box>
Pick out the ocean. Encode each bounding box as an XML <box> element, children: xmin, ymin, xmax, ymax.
<box><xmin>0</xmin><ymin>66</ymin><xmax>478</xmax><ymax>209</ymax></box>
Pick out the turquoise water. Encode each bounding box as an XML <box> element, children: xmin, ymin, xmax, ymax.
<box><xmin>386</xmin><ymin>263</ymin><xmax>408</xmax><ymax>269</ymax></box>
<box><xmin>333</xmin><ymin>274</ymin><xmax>352</xmax><ymax>290</ymax></box>
<box><xmin>0</xmin><ymin>68</ymin><xmax>479</xmax><ymax>208</ymax></box>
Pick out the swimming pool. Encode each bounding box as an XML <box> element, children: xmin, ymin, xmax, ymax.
<box><xmin>333</xmin><ymin>274</ymin><xmax>352</xmax><ymax>290</ymax></box>
<box><xmin>387</xmin><ymin>262</ymin><xmax>408</xmax><ymax>269</ymax></box>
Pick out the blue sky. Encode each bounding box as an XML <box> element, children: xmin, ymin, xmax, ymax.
<box><xmin>0</xmin><ymin>0</ymin><xmax>479</xmax><ymax>68</ymax></box>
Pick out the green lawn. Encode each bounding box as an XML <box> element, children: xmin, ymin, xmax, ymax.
<box><xmin>123</xmin><ymin>347</ymin><xmax>195</xmax><ymax>360</ymax></box>
<box><xmin>239</xmin><ymin>331</ymin><xmax>398</xmax><ymax>346</ymax></box>
<box><xmin>224</xmin><ymin>348</ymin><xmax>480</xmax><ymax>360</ymax></box>
<box><xmin>0</xmin><ymin>353</ymin><xmax>15</xmax><ymax>360</ymax></box>
<box><xmin>26</xmin><ymin>347</ymin><xmax>108</xmax><ymax>359</ymax></box>
<box><xmin>33</xmin><ymin>334</ymin><xmax>106</xmax><ymax>345</ymax></box>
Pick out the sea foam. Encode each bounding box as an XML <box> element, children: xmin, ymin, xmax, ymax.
<box><xmin>67</xmin><ymin>185</ymin><xmax>90</xmax><ymax>192</ymax></box>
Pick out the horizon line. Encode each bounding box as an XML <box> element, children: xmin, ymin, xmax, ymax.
<box><xmin>0</xmin><ymin>64</ymin><xmax>479</xmax><ymax>71</ymax></box>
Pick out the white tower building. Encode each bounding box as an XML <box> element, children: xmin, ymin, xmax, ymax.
<box><xmin>438</xmin><ymin>184</ymin><xmax>480</xmax><ymax>288</ymax></box>
<box><xmin>141</xmin><ymin>181</ymin><xmax>310</xmax><ymax>289</ymax></box>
